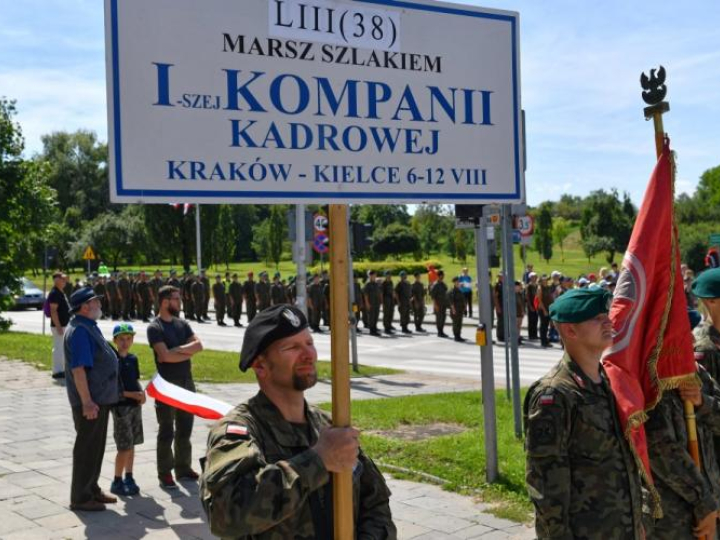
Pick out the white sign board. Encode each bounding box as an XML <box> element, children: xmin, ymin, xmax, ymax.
<box><xmin>105</xmin><ymin>0</ymin><xmax>522</xmax><ymax>204</ymax></box>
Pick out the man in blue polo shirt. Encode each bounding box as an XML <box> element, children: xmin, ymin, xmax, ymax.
<box><xmin>458</xmin><ymin>267</ymin><xmax>473</xmax><ymax>318</ymax></box>
<box><xmin>64</xmin><ymin>287</ymin><xmax>120</xmax><ymax>512</ymax></box>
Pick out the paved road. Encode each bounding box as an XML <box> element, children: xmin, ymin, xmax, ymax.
<box><xmin>5</xmin><ymin>309</ymin><xmax>563</xmax><ymax>386</ymax></box>
<box><xmin>0</xmin><ymin>359</ymin><xmax>535</xmax><ymax>539</ymax></box>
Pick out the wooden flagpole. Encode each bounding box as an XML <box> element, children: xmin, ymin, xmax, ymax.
<box><xmin>642</xmin><ymin>66</ymin><xmax>703</xmax><ymax>522</ymax></box>
<box><xmin>328</xmin><ymin>204</ymin><xmax>353</xmax><ymax>538</ymax></box>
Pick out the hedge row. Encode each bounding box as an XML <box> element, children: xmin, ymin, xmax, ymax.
<box><xmin>308</xmin><ymin>260</ymin><xmax>443</xmax><ymax>278</ymax></box>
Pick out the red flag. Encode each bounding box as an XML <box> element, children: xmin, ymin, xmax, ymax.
<box><xmin>146</xmin><ymin>373</ymin><xmax>233</xmax><ymax>420</ymax></box>
<box><xmin>602</xmin><ymin>139</ymin><xmax>696</xmax><ymax>517</ymax></box>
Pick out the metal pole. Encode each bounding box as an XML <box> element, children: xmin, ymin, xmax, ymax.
<box><xmin>500</xmin><ymin>225</ymin><xmax>511</xmax><ymax>400</ymax></box>
<box><xmin>477</xmin><ymin>213</ymin><xmax>498</xmax><ymax>483</ymax></box>
<box><xmin>502</xmin><ymin>205</ymin><xmax>523</xmax><ymax>439</ymax></box>
<box><xmin>195</xmin><ymin>204</ymin><xmax>202</xmax><ymax>273</ymax></box>
<box><xmin>42</xmin><ymin>244</ymin><xmax>47</xmax><ymax>336</ymax></box>
<box><xmin>295</xmin><ymin>204</ymin><xmax>308</xmax><ymax>317</ymax></box>
<box><xmin>347</xmin><ymin>209</ymin><xmax>359</xmax><ymax>372</ymax></box>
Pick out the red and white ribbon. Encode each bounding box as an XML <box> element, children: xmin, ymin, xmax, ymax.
<box><xmin>146</xmin><ymin>373</ymin><xmax>233</xmax><ymax>420</ymax></box>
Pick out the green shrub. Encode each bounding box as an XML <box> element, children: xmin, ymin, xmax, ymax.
<box><xmin>308</xmin><ymin>260</ymin><xmax>443</xmax><ymax>278</ymax></box>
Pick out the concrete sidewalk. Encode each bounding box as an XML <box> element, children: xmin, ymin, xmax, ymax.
<box><xmin>0</xmin><ymin>358</ymin><xmax>534</xmax><ymax>539</ymax></box>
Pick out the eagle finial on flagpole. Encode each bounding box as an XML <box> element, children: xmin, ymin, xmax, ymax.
<box><xmin>640</xmin><ymin>66</ymin><xmax>670</xmax><ymax>157</ymax></box>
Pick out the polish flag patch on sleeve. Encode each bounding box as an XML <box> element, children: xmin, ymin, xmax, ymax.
<box><xmin>539</xmin><ymin>394</ymin><xmax>555</xmax><ymax>406</ymax></box>
<box><xmin>226</xmin><ymin>424</ymin><xmax>249</xmax><ymax>437</ymax></box>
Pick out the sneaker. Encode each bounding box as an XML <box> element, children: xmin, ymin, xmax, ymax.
<box><xmin>159</xmin><ymin>474</ymin><xmax>178</xmax><ymax>489</ymax></box>
<box><xmin>51</xmin><ymin>372</ymin><xmax>65</xmax><ymax>380</ymax></box>
<box><xmin>176</xmin><ymin>469</ymin><xmax>199</xmax><ymax>481</ymax></box>
<box><xmin>123</xmin><ymin>477</ymin><xmax>140</xmax><ymax>495</ymax></box>
<box><xmin>110</xmin><ymin>479</ymin><xmax>128</xmax><ymax>496</ymax></box>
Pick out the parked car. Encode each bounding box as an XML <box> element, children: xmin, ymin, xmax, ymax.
<box><xmin>0</xmin><ymin>277</ymin><xmax>46</xmax><ymax>310</ymax></box>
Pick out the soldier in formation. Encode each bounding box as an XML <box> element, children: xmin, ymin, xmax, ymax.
<box><xmin>363</xmin><ymin>270</ymin><xmax>382</xmax><ymax>337</ymax></box>
<box><xmin>212</xmin><ymin>274</ymin><xmax>227</xmax><ymax>326</ymax></box>
<box><xmin>429</xmin><ymin>270</ymin><xmax>448</xmax><ymax>338</ymax></box>
<box><xmin>256</xmin><ymin>271</ymin><xmax>271</xmax><ymax>312</ymax></box>
<box><xmin>395</xmin><ymin>271</ymin><xmax>412</xmax><ymax>334</ymax></box>
<box><xmin>307</xmin><ymin>273</ymin><xmax>324</xmax><ymax>333</ymax></box>
<box><xmin>411</xmin><ymin>272</ymin><xmax>427</xmax><ymax>333</ymax></box>
<box><xmin>270</xmin><ymin>272</ymin><xmax>286</xmax><ymax>306</ymax></box>
<box><xmin>448</xmin><ymin>276</ymin><xmax>466</xmax><ymax>342</ymax></box>
<box><xmin>243</xmin><ymin>271</ymin><xmax>257</xmax><ymax>322</ymax></box>
<box><xmin>228</xmin><ymin>273</ymin><xmax>243</xmax><ymax>327</ymax></box>
<box><xmin>381</xmin><ymin>271</ymin><xmax>396</xmax><ymax>334</ymax></box>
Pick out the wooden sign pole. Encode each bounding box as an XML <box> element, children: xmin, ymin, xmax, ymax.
<box><xmin>328</xmin><ymin>204</ymin><xmax>353</xmax><ymax>539</ymax></box>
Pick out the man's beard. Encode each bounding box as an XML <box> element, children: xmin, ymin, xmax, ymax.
<box><xmin>292</xmin><ymin>370</ymin><xmax>317</xmax><ymax>391</ymax></box>
<box><xmin>168</xmin><ymin>306</ymin><xmax>180</xmax><ymax>317</ymax></box>
<box><xmin>89</xmin><ymin>306</ymin><xmax>102</xmax><ymax>321</ymax></box>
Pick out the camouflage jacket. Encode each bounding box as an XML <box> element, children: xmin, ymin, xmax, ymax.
<box><xmin>645</xmin><ymin>365</ymin><xmax>720</xmax><ymax>538</ymax></box>
<box><xmin>694</xmin><ymin>322</ymin><xmax>720</xmax><ymax>474</ymax></box>
<box><xmin>524</xmin><ymin>354</ymin><xmax>644</xmax><ymax>539</ymax></box>
<box><xmin>200</xmin><ymin>392</ymin><xmax>396</xmax><ymax>540</ymax></box>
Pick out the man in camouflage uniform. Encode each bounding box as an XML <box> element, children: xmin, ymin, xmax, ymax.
<box><xmin>448</xmin><ymin>276</ymin><xmax>466</xmax><ymax>342</ymax></box>
<box><xmin>394</xmin><ymin>271</ymin><xmax>412</xmax><ymax>334</ymax></box>
<box><xmin>307</xmin><ymin>274</ymin><xmax>324</xmax><ymax>333</ymax></box>
<box><xmin>167</xmin><ymin>269</ymin><xmax>181</xmax><ymax>289</ymax></box>
<box><xmin>183</xmin><ymin>271</ymin><xmax>195</xmax><ymax>321</ymax></box>
<box><xmin>381</xmin><ymin>271</ymin><xmax>395</xmax><ymax>335</ymax></box>
<box><xmin>212</xmin><ymin>274</ymin><xmax>227</xmax><ymax>326</ymax></box>
<box><xmin>256</xmin><ymin>272</ymin><xmax>272</xmax><ymax>313</ymax></box>
<box><xmin>150</xmin><ymin>270</ymin><xmax>164</xmax><ymax>316</ymax></box>
<box><xmin>118</xmin><ymin>271</ymin><xmax>132</xmax><ymax>321</ymax></box>
<box><xmin>229</xmin><ymin>273</ymin><xmax>244</xmax><ymax>327</ymax></box>
<box><xmin>106</xmin><ymin>273</ymin><xmax>120</xmax><ymax>320</ymax></box>
<box><xmin>93</xmin><ymin>275</ymin><xmax>108</xmax><ymax>319</ymax></box>
<box><xmin>429</xmin><ymin>270</ymin><xmax>448</xmax><ymax>338</ymax></box>
<box><xmin>244</xmin><ymin>272</ymin><xmax>258</xmax><ymax>322</ymax></box>
<box><xmin>200</xmin><ymin>304</ymin><xmax>396</xmax><ymax>539</ymax></box>
<box><xmin>137</xmin><ymin>271</ymin><xmax>152</xmax><ymax>322</ymax></box>
<box><xmin>191</xmin><ymin>275</ymin><xmax>206</xmax><ymax>323</ymax></box>
<box><xmin>363</xmin><ymin>270</ymin><xmax>382</xmax><ymax>337</ymax></box>
<box><xmin>692</xmin><ymin>268</ymin><xmax>720</xmax><ymax>471</ymax></box>
<box><xmin>200</xmin><ymin>269</ymin><xmax>211</xmax><ymax>321</ymax></box>
<box><xmin>537</xmin><ymin>274</ymin><xmax>555</xmax><ymax>348</ymax></box>
<box><xmin>411</xmin><ymin>272</ymin><xmax>427</xmax><ymax>333</ymax></box>
<box><xmin>524</xmin><ymin>288</ymin><xmax>645</xmax><ymax>539</ymax></box>
<box><xmin>645</xmin><ymin>362</ymin><xmax>720</xmax><ymax>539</ymax></box>
<box><xmin>270</xmin><ymin>273</ymin><xmax>285</xmax><ymax>306</ymax></box>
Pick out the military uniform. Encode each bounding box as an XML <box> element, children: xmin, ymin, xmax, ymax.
<box><xmin>363</xmin><ymin>278</ymin><xmax>382</xmax><ymax>336</ymax></box>
<box><xmin>429</xmin><ymin>278</ymin><xmax>448</xmax><ymax>337</ymax></box>
<box><xmin>183</xmin><ymin>275</ymin><xmax>195</xmax><ymax>320</ymax></box>
<box><xmin>137</xmin><ymin>277</ymin><xmax>152</xmax><ymax>321</ymax></box>
<box><xmin>646</xmin><ymin>365</ymin><xmax>720</xmax><ymax>539</ymax></box>
<box><xmin>118</xmin><ymin>274</ymin><xmax>132</xmax><ymax>320</ymax></box>
<box><xmin>93</xmin><ymin>279</ymin><xmax>108</xmax><ymax>319</ymax></box>
<box><xmin>229</xmin><ymin>279</ymin><xmax>244</xmax><ymax>327</ymax></box>
<box><xmin>381</xmin><ymin>276</ymin><xmax>395</xmax><ymax>334</ymax></box>
<box><xmin>524</xmin><ymin>354</ymin><xmax>644</xmax><ymax>539</ymax></box>
<box><xmin>307</xmin><ymin>280</ymin><xmax>324</xmax><ymax>332</ymax></box>
<box><xmin>200</xmin><ymin>391</ymin><xmax>396</xmax><ymax>540</ymax></box>
<box><xmin>150</xmin><ymin>275</ymin><xmax>164</xmax><ymax>315</ymax></box>
<box><xmin>395</xmin><ymin>277</ymin><xmax>412</xmax><ymax>334</ymax></box>
<box><xmin>270</xmin><ymin>280</ymin><xmax>285</xmax><ymax>306</ymax></box>
<box><xmin>244</xmin><ymin>278</ymin><xmax>257</xmax><ymax>322</ymax></box>
<box><xmin>256</xmin><ymin>278</ymin><xmax>271</xmax><ymax>312</ymax></box>
<box><xmin>694</xmin><ymin>320</ymin><xmax>720</xmax><ymax>472</ymax></box>
<box><xmin>411</xmin><ymin>279</ymin><xmax>426</xmax><ymax>332</ymax></box>
<box><xmin>192</xmin><ymin>279</ymin><xmax>205</xmax><ymax>322</ymax></box>
<box><xmin>106</xmin><ymin>276</ymin><xmax>120</xmax><ymax>320</ymax></box>
<box><xmin>213</xmin><ymin>280</ymin><xmax>227</xmax><ymax>325</ymax></box>
<box><xmin>526</xmin><ymin>280</ymin><xmax>539</xmax><ymax>340</ymax></box>
<box><xmin>448</xmin><ymin>284</ymin><xmax>465</xmax><ymax>341</ymax></box>
<box><xmin>201</xmin><ymin>273</ymin><xmax>211</xmax><ymax>320</ymax></box>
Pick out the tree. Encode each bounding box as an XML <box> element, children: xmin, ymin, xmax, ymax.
<box><xmin>554</xmin><ymin>194</ymin><xmax>584</xmax><ymax>221</ymax></box>
<box><xmin>267</xmin><ymin>205</ymin><xmax>287</xmax><ymax>270</ymax></box>
<box><xmin>142</xmin><ymin>204</ymin><xmax>195</xmax><ymax>270</ymax></box>
<box><xmin>580</xmin><ymin>189</ymin><xmax>632</xmax><ymax>264</ymax></box>
<box><xmin>453</xmin><ymin>229</ymin><xmax>471</xmax><ymax>263</ymax></box>
<box><xmin>533</xmin><ymin>202</ymin><xmax>553</xmax><ymax>263</ymax></box>
<box><xmin>251</xmin><ymin>220</ymin><xmax>271</xmax><ymax>266</ymax></box>
<box><xmin>411</xmin><ymin>205</ymin><xmax>451</xmax><ymax>258</ymax></box>
<box><xmin>371</xmin><ymin>224</ymin><xmax>420</xmax><ymax>259</ymax></box>
<box><xmin>0</xmin><ymin>99</ymin><xmax>57</xmax><ymax>329</ymax></box>
<box><xmin>215</xmin><ymin>205</ymin><xmax>236</xmax><ymax>269</ymax></box>
<box><xmin>352</xmin><ymin>204</ymin><xmax>411</xmax><ymax>231</ymax></box>
<box><xmin>696</xmin><ymin>165</ymin><xmax>720</xmax><ymax>208</ymax></box>
<box><xmin>552</xmin><ymin>217</ymin><xmax>571</xmax><ymax>262</ymax></box>
<box><xmin>72</xmin><ymin>206</ymin><xmax>145</xmax><ymax>269</ymax></box>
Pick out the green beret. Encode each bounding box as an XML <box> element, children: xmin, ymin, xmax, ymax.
<box><xmin>692</xmin><ymin>268</ymin><xmax>720</xmax><ymax>299</ymax></box>
<box><xmin>549</xmin><ymin>288</ymin><xmax>612</xmax><ymax>323</ymax></box>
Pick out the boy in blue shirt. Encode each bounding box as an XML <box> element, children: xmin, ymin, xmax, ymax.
<box><xmin>110</xmin><ymin>323</ymin><xmax>145</xmax><ymax>496</ymax></box>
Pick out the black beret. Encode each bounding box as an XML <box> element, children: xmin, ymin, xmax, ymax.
<box><xmin>239</xmin><ymin>304</ymin><xmax>309</xmax><ymax>372</ymax></box>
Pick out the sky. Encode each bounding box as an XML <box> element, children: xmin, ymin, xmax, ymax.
<box><xmin>0</xmin><ymin>0</ymin><xmax>718</xmax><ymax>206</ymax></box>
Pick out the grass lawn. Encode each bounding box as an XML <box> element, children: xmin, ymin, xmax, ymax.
<box><xmin>0</xmin><ymin>331</ymin><xmax>399</xmax><ymax>383</ymax></box>
<box><xmin>320</xmin><ymin>390</ymin><xmax>531</xmax><ymax>523</ymax></box>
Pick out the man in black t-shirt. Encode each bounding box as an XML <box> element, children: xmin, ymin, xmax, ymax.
<box><xmin>48</xmin><ymin>272</ymin><xmax>71</xmax><ymax>379</ymax></box>
<box><xmin>146</xmin><ymin>285</ymin><xmax>203</xmax><ymax>489</ymax></box>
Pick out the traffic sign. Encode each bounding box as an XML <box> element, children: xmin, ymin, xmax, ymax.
<box><xmin>106</xmin><ymin>0</ymin><xmax>523</xmax><ymax>204</ymax></box>
<box><xmin>82</xmin><ymin>246</ymin><xmax>96</xmax><ymax>260</ymax></box>
<box><xmin>710</xmin><ymin>233</ymin><xmax>720</xmax><ymax>246</ymax></box>
<box><xmin>313</xmin><ymin>233</ymin><xmax>329</xmax><ymax>254</ymax></box>
<box><xmin>515</xmin><ymin>215</ymin><xmax>534</xmax><ymax>237</ymax></box>
<box><xmin>512</xmin><ymin>230</ymin><xmax>521</xmax><ymax>244</ymax></box>
<box><xmin>313</xmin><ymin>214</ymin><xmax>329</xmax><ymax>233</ymax></box>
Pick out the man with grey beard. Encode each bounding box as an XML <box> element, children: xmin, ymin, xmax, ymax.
<box><xmin>64</xmin><ymin>287</ymin><xmax>120</xmax><ymax>511</ymax></box>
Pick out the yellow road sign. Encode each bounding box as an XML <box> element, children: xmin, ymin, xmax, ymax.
<box><xmin>82</xmin><ymin>246</ymin><xmax>96</xmax><ymax>260</ymax></box>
